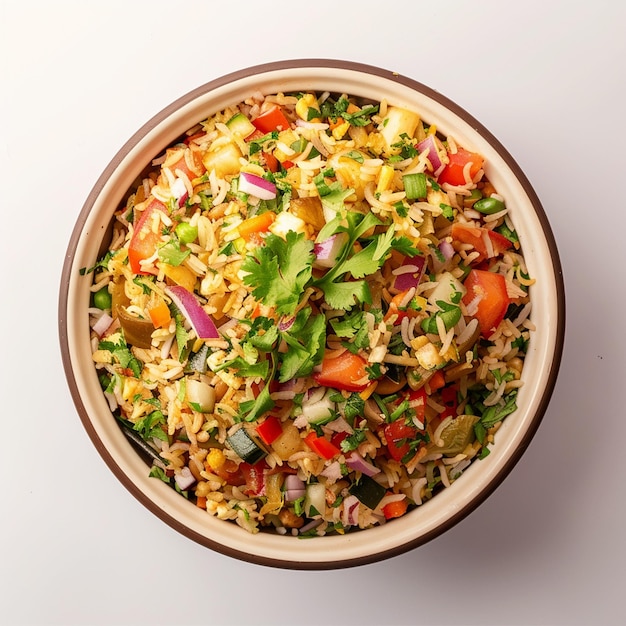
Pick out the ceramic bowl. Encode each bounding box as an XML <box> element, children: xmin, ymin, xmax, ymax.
<box><xmin>59</xmin><ymin>59</ymin><xmax>565</xmax><ymax>569</ymax></box>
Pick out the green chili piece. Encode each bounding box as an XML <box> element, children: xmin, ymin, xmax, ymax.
<box><xmin>93</xmin><ymin>286</ymin><xmax>112</xmax><ymax>310</ymax></box>
<box><xmin>473</xmin><ymin>197</ymin><xmax>505</xmax><ymax>214</ymax></box>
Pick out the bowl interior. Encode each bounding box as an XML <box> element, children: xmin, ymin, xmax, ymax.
<box><xmin>59</xmin><ymin>59</ymin><xmax>564</xmax><ymax>569</ymax></box>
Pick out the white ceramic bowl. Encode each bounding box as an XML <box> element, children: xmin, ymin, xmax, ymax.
<box><xmin>59</xmin><ymin>59</ymin><xmax>565</xmax><ymax>569</ymax></box>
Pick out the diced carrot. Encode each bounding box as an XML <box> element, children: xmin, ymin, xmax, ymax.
<box><xmin>147</xmin><ymin>299</ymin><xmax>171</xmax><ymax>329</ymax></box>
<box><xmin>382</xmin><ymin>495</ymin><xmax>409</xmax><ymax>520</ymax></box>
<box><xmin>238</xmin><ymin>211</ymin><xmax>276</xmax><ymax>241</ymax></box>
<box><xmin>196</xmin><ymin>496</ymin><xmax>207</xmax><ymax>509</ymax></box>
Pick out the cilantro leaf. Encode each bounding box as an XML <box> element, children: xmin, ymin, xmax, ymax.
<box><xmin>322</xmin><ymin>280</ymin><xmax>372</xmax><ymax>311</ymax></box>
<box><xmin>98</xmin><ymin>335</ymin><xmax>142</xmax><ymax>377</ymax></box>
<box><xmin>340</xmin><ymin>429</ymin><xmax>367</xmax><ymax>452</ymax></box>
<box><xmin>480</xmin><ymin>391</ymin><xmax>518</xmax><ymax>429</ymax></box>
<box><xmin>134</xmin><ymin>410</ymin><xmax>168</xmax><ymax>443</ymax></box>
<box><xmin>158</xmin><ymin>240</ymin><xmax>190</xmax><ymax>266</ymax></box>
<box><xmin>279</xmin><ymin>312</ymin><xmax>326</xmax><ymax>382</ymax></box>
<box><xmin>241</xmin><ymin>231</ymin><xmax>314</xmax><ymax>315</ymax></box>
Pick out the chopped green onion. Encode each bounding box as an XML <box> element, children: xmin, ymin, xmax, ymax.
<box><xmin>403</xmin><ymin>172</ymin><xmax>427</xmax><ymax>200</ymax></box>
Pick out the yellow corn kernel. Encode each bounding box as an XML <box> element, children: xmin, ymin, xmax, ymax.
<box><xmin>410</xmin><ymin>335</ymin><xmax>430</xmax><ymax>351</ymax></box>
<box><xmin>412</xmin><ymin>295</ymin><xmax>428</xmax><ymax>313</ymax></box>
<box><xmin>331</xmin><ymin>120</ymin><xmax>350</xmax><ymax>140</ymax></box>
<box><xmin>206</xmin><ymin>448</ymin><xmax>226</xmax><ymax>472</ymax></box>
<box><xmin>415</xmin><ymin>342</ymin><xmax>444</xmax><ymax>370</ymax></box>
<box><xmin>296</xmin><ymin>93</ymin><xmax>320</xmax><ymax>121</ymax></box>
<box><xmin>376</xmin><ymin>164</ymin><xmax>395</xmax><ymax>194</ymax></box>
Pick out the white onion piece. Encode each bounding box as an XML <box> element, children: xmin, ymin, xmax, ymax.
<box><xmin>239</xmin><ymin>171</ymin><xmax>277</xmax><ymax>200</ymax></box>
<box><xmin>174</xmin><ymin>467</ymin><xmax>196</xmax><ymax>491</ymax></box>
<box><xmin>92</xmin><ymin>311</ymin><xmax>113</xmax><ymax>337</ymax></box>
<box><xmin>165</xmin><ymin>285</ymin><xmax>219</xmax><ymax>339</ymax></box>
<box><xmin>186</xmin><ymin>379</ymin><xmax>215</xmax><ymax>413</ymax></box>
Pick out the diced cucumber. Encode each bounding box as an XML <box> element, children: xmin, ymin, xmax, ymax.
<box><xmin>226</xmin><ymin>112</ymin><xmax>256</xmax><ymax>139</ymax></box>
<box><xmin>226</xmin><ymin>427</ymin><xmax>266</xmax><ymax>464</ymax></box>
<box><xmin>304</xmin><ymin>482</ymin><xmax>326</xmax><ymax>517</ymax></box>
<box><xmin>349</xmin><ymin>474</ymin><xmax>386</xmax><ymax>510</ymax></box>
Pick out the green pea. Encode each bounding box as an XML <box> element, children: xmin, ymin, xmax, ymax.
<box><xmin>93</xmin><ymin>286</ymin><xmax>112</xmax><ymax>310</ymax></box>
<box><xmin>473</xmin><ymin>197</ymin><xmax>505</xmax><ymax>214</ymax></box>
<box><xmin>175</xmin><ymin>222</ymin><xmax>198</xmax><ymax>244</ymax></box>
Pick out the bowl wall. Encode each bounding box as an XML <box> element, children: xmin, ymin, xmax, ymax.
<box><xmin>59</xmin><ymin>59</ymin><xmax>565</xmax><ymax>569</ymax></box>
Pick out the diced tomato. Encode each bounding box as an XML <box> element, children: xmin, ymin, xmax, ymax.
<box><xmin>463</xmin><ymin>269</ymin><xmax>511</xmax><ymax>337</ymax></box>
<box><xmin>384</xmin><ymin>289</ymin><xmax>422</xmax><ymax>325</ymax></box>
<box><xmin>128</xmin><ymin>198</ymin><xmax>167</xmax><ymax>275</ymax></box>
<box><xmin>245</xmin><ymin>128</ymin><xmax>266</xmax><ymax>142</ymax></box>
<box><xmin>240</xmin><ymin>460</ymin><xmax>268</xmax><ymax>496</ymax></box>
<box><xmin>440</xmin><ymin>385</ymin><xmax>458</xmax><ymax>420</ymax></box>
<box><xmin>256</xmin><ymin>415</ymin><xmax>283</xmax><ymax>445</ymax></box>
<box><xmin>383</xmin><ymin>420</ymin><xmax>418</xmax><ymax>462</ymax></box>
<box><xmin>252</xmin><ymin>106</ymin><xmax>291</xmax><ymax>133</ymax></box>
<box><xmin>330</xmin><ymin>431</ymin><xmax>349</xmax><ymax>450</ymax></box>
<box><xmin>304</xmin><ymin>432</ymin><xmax>341</xmax><ymax>460</ymax></box>
<box><xmin>313</xmin><ymin>351</ymin><xmax>371</xmax><ymax>392</ymax></box>
<box><xmin>438</xmin><ymin>148</ymin><xmax>484</xmax><ymax>186</ymax></box>
<box><xmin>212</xmin><ymin>460</ymin><xmax>246</xmax><ymax>487</ymax></box>
<box><xmin>382</xmin><ymin>494</ymin><xmax>409</xmax><ymax>520</ymax></box>
<box><xmin>428</xmin><ymin>369</ymin><xmax>446</xmax><ymax>392</ymax></box>
<box><xmin>451</xmin><ymin>222</ymin><xmax>512</xmax><ymax>263</ymax></box>
<box><xmin>166</xmin><ymin>150</ymin><xmax>203</xmax><ymax>182</ymax></box>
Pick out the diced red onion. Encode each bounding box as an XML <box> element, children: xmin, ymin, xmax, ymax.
<box><xmin>345</xmin><ymin>451</ymin><xmax>381</xmax><ymax>477</ymax></box>
<box><xmin>174</xmin><ymin>467</ymin><xmax>196</xmax><ymax>491</ymax></box>
<box><xmin>325</xmin><ymin>416</ymin><xmax>353</xmax><ymax>434</ymax></box>
<box><xmin>92</xmin><ymin>311</ymin><xmax>114</xmax><ymax>337</ymax></box>
<box><xmin>432</xmin><ymin>240</ymin><xmax>456</xmax><ymax>273</ymax></box>
<box><xmin>393</xmin><ymin>255</ymin><xmax>426</xmax><ymax>292</ymax></box>
<box><xmin>285</xmin><ymin>474</ymin><xmax>306</xmax><ymax>492</ymax></box>
<box><xmin>285</xmin><ymin>489</ymin><xmax>306</xmax><ymax>502</ymax></box>
<box><xmin>417</xmin><ymin>135</ymin><xmax>442</xmax><ymax>171</ymax></box>
<box><xmin>342</xmin><ymin>494</ymin><xmax>360</xmax><ymax>526</ymax></box>
<box><xmin>278</xmin><ymin>315</ymin><xmax>295</xmax><ymax>332</ymax></box>
<box><xmin>320</xmin><ymin>461</ymin><xmax>343</xmax><ymax>483</ymax></box>
<box><xmin>165</xmin><ymin>285</ymin><xmax>219</xmax><ymax>339</ymax></box>
<box><xmin>313</xmin><ymin>233</ymin><xmax>347</xmax><ymax>268</ymax></box>
<box><xmin>238</xmin><ymin>171</ymin><xmax>277</xmax><ymax>200</ymax></box>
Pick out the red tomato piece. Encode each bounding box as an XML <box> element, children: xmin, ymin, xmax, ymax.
<box><xmin>438</xmin><ymin>148</ymin><xmax>485</xmax><ymax>186</ymax></box>
<box><xmin>451</xmin><ymin>222</ymin><xmax>512</xmax><ymax>263</ymax></box>
<box><xmin>313</xmin><ymin>351</ymin><xmax>370</xmax><ymax>392</ymax></box>
<box><xmin>128</xmin><ymin>198</ymin><xmax>167</xmax><ymax>275</ymax></box>
<box><xmin>440</xmin><ymin>385</ymin><xmax>459</xmax><ymax>420</ymax></box>
<box><xmin>240</xmin><ymin>460</ymin><xmax>268</xmax><ymax>496</ymax></box>
<box><xmin>304</xmin><ymin>432</ymin><xmax>341</xmax><ymax>460</ymax></box>
<box><xmin>256</xmin><ymin>415</ymin><xmax>283</xmax><ymax>445</ymax></box>
<box><xmin>252</xmin><ymin>105</ymin><xmax>291</xmax><ymax>133</ymax></box>
<box><xmin>463</xmin><ymin>269</ymin><xmax>511</xmax><ymax>337</ymax></box>
<box><xmin>383</xmin><ymin>421</ymin><xmax>418</xmax><ymax>462</ymax></box>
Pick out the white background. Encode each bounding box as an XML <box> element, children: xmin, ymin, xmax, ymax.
<box><xmin>2</xmin><ymin>1</ymin><xmax>625</xmax><ymax>625</ymax></box>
